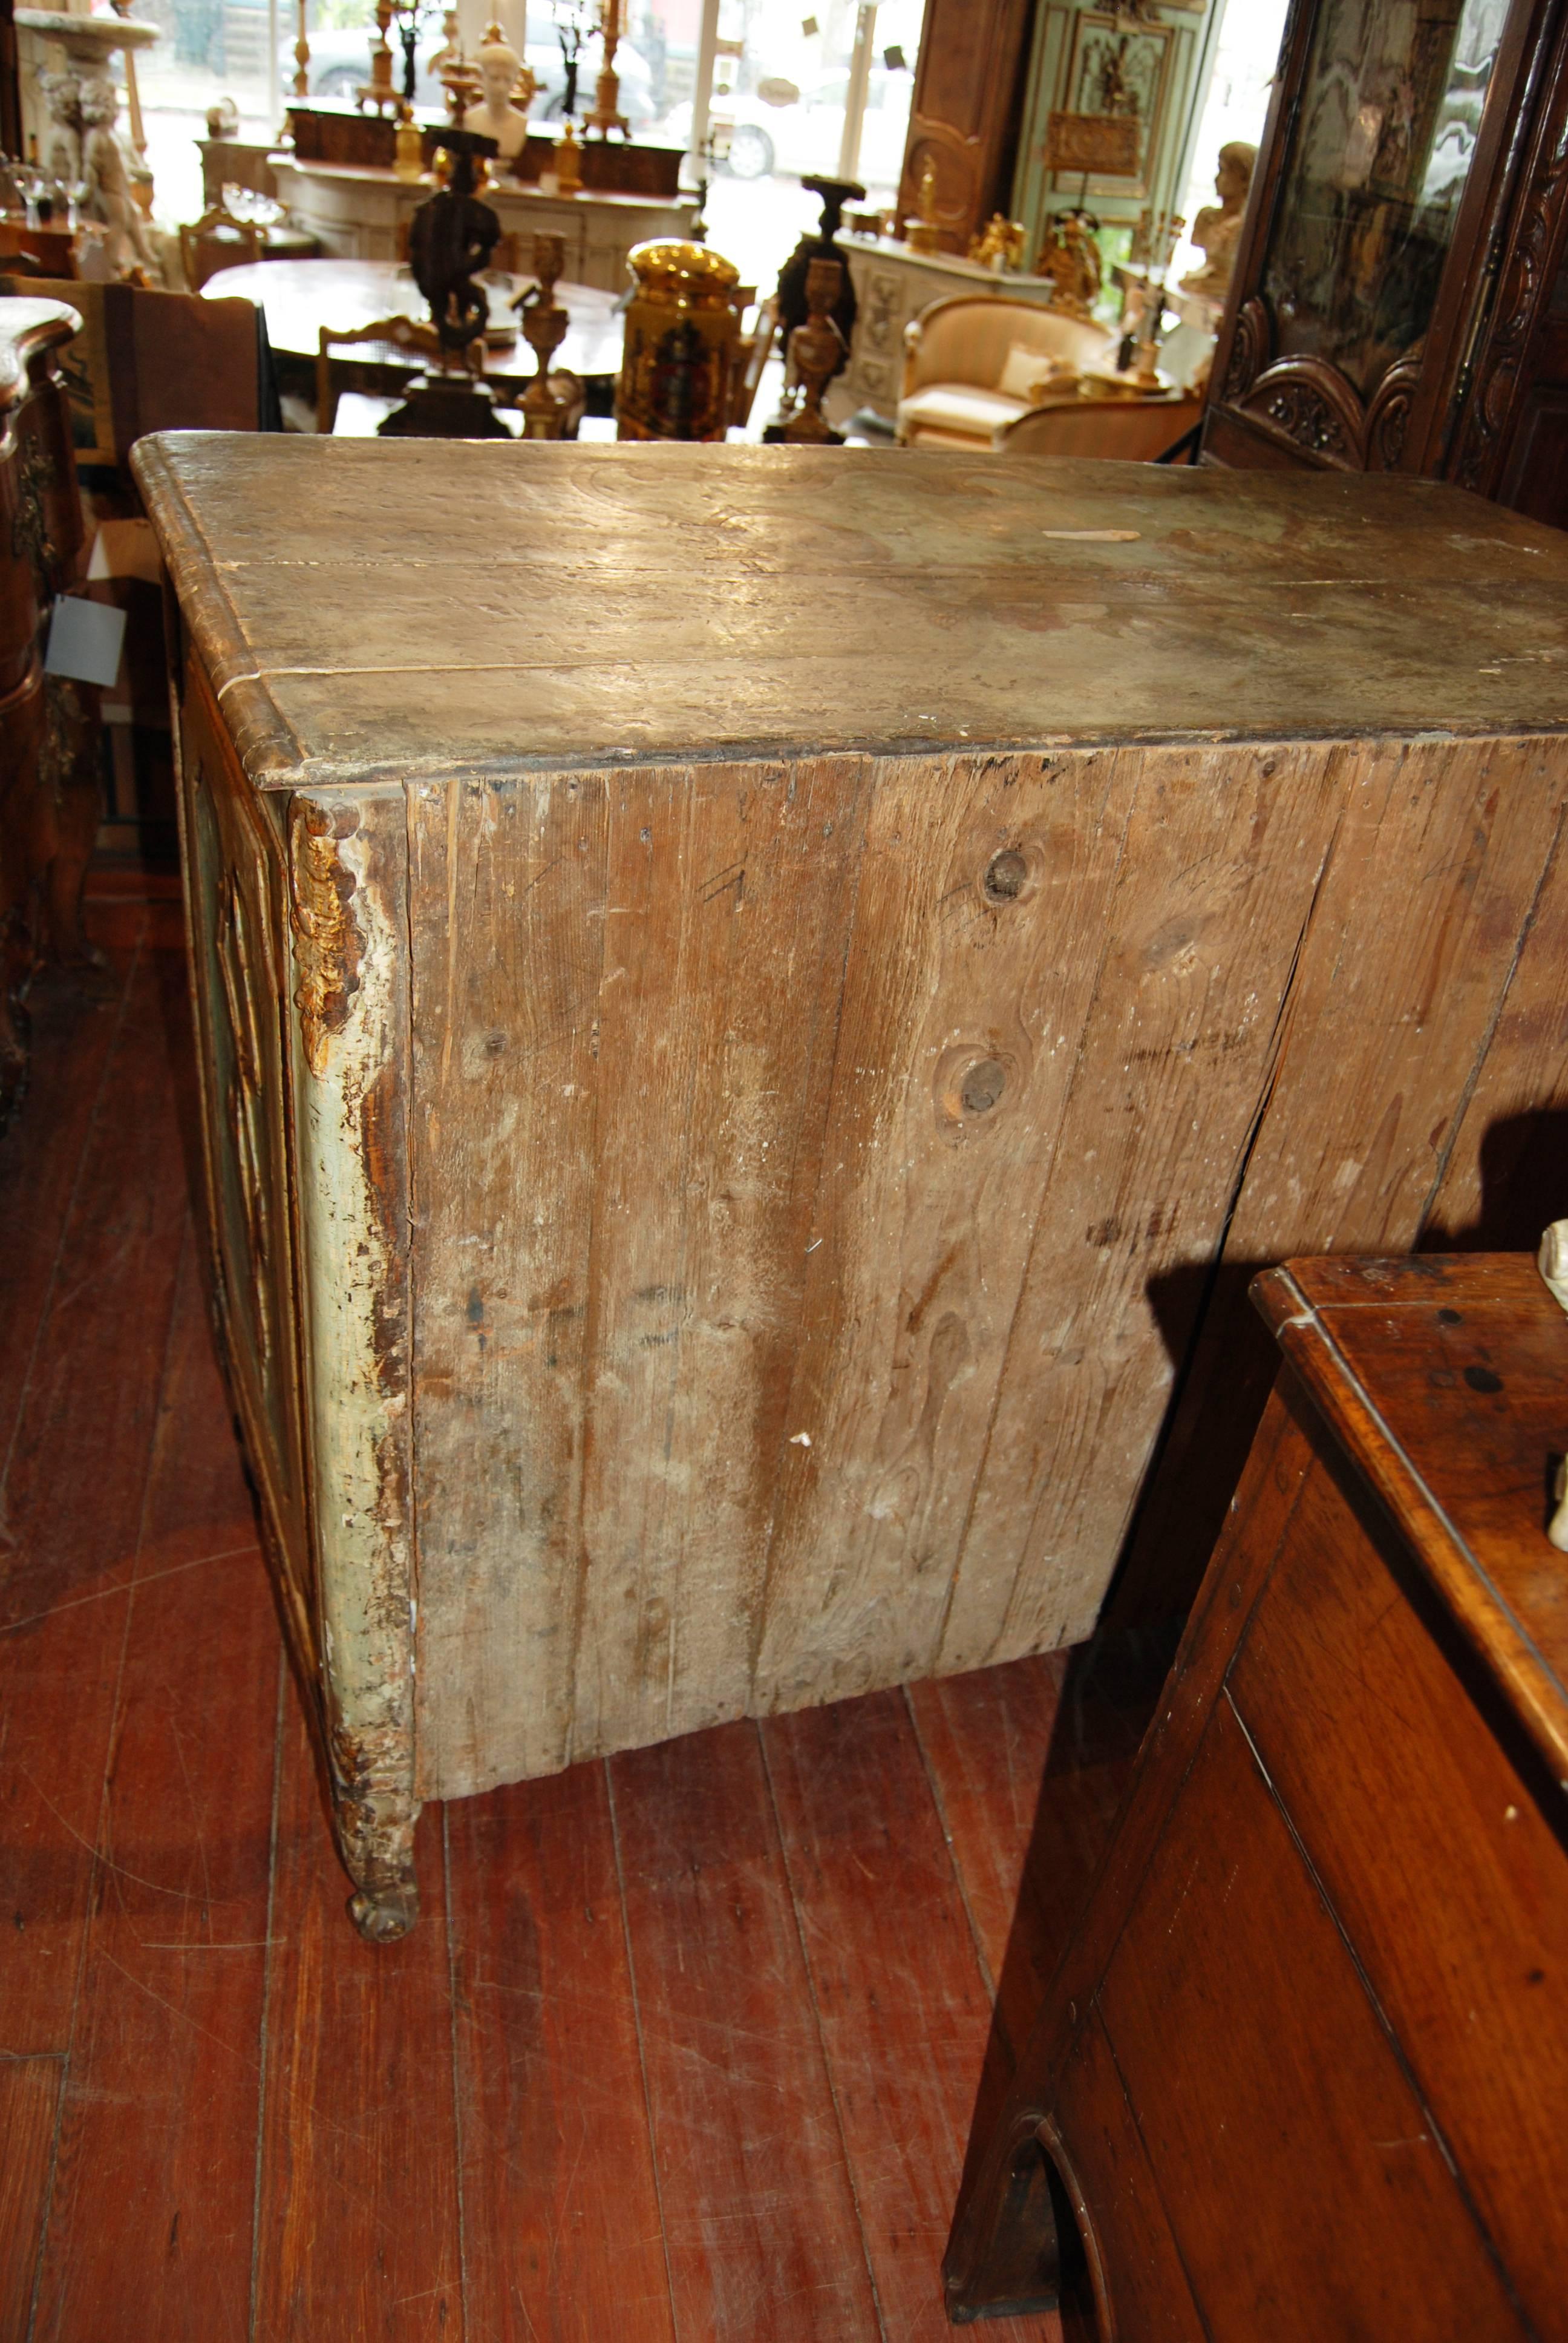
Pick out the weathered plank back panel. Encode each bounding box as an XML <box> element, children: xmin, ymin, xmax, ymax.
<box><xmin>133</xmin><ymin>435</ymin><xmax>1568</xmax><ymax>1923</ymax></box>
<box><xmin>934</xmin><ymin>736</ymin><xmax>1349</xmax><ymax>1675</ymax></box>
<box><xmin>405</xmin><ymin>730</ymin><xmax>1568</xmax><ymax>1798</ymax></box>
<box><xmin>1106</xmin><ymin>734</ymin><xmax>1568</xmax><ymax>1637</ymax></box>
<box><xmin>405</xmin><ymin>767</ymin><xmax>610</xmax><ymax>1793</ymax></box>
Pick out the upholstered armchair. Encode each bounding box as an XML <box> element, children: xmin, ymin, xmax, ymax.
<box><xmin>995</xmin><ymin>391</ymin><xmax>1204</xmax><ymax>459</ymax></box>
<box><xmin>895</xmin><ymin>295</ymin><xmax>1114</xmax><ymax>450</ymax></box>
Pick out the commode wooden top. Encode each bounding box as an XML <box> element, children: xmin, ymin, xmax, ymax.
<box><xmin>131</xmin><ymin>436</ymin><xmax>1568</xmax><ymax>790</ymax></box>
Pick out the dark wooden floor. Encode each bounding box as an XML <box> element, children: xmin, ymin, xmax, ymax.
<box><xmin>0</xmin><ymin>900</ymin><xmax>1142</xmax><ymax>2342</ymax></box>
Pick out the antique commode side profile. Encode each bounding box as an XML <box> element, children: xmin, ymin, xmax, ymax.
<box><xmin>133</xmin><ymin>437</ymin><xmax>1568</xmax><ymax>1939</ymax></box>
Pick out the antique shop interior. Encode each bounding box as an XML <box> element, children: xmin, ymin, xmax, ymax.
<box><xmin>5</xmin><ymin>0</ymin><xmax>1568</xmax><ymax>2336</ymax></box>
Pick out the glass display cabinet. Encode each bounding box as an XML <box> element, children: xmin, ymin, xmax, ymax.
<box><xmin>1204</xmin><ymin>0</ymin><xmax>1568</xmax><ymax>512</ymax></box>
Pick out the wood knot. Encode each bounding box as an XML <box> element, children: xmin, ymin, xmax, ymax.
<box><xmin>933</xmin><ymin>1043</ymin><xmax>1023</xmax><ymax>1140</ymax></box>
<box><xmin>982</xmin><ymin>849</ymin><xmax>1028</xmax><ymax>903</ymax></box>
<box><xmin>959</xmin><ymin>1059</ymin><xmax>1005</xmax><ymax>1114</ymax></box>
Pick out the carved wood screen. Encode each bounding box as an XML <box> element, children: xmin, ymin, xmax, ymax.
<box><xmin>1204</xmin><ymin>0</ymin><xmax>1568</xmax><ymax>497</ymax></box>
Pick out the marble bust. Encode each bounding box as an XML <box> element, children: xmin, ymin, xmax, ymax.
<box><xmin>1180</xmin><ymin>140</ymin><xmax>1257</xmax><ymax>300</ymax></box>
<box><xmin>463</xmin><ymin>35</ymin><xmax>531</xmax><ymax>162</ymax></box>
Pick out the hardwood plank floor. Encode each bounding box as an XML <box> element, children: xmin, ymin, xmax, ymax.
<box><xmin>0</xmin><ymin>2057</ymin><xmax>59</xmax><ymax>2341</ymax></box>
<box><xmin>446</xmin><ymin>1762</ymin><xmax>677</xmax><ymax>2343</ymax></box>
<box><xmin>762</xmin><ymin>1693</ymin><xmax>1060</xmax><ymax>2343</ymax></box>
<box><xmin>0</xmin><ymin>927</ymin><xmax>1124</xmax><ymax>2341</ymax></box>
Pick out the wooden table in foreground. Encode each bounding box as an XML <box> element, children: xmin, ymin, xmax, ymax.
<box><xmin>201</xmin><ymin>257</ymin><xmax>624</xmax><ymax>390</ymax></box>
<box><xmin>948</xmin><ymin>1252</ymin><xmax>1568</xmax><ymax>2338</ymax></box>
<box><xmin>131</xmin><ymin>439</ymin><xmax>1568</xmax><ymax>1941</ymax></box>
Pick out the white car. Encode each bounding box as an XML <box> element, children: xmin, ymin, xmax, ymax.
<box><xmin>658</xmin><ymin>64</ymin><xmax>910</xmax><ymax>187</ymax></box>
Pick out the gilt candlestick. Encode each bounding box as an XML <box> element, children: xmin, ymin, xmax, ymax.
<box><xmin>583</xmin><ymin>0</ymin><xmax>628</xmax><ymax>139</ymax></box>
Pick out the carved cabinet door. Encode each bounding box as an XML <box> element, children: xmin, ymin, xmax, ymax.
<box><xmin>176</xmin><ymin>658</ymin><xmax>318</xmax><ymax>1674</ymax></box>
<box><xmin>897</xmin><ymin>0</ymin><xmax>1038</xmax><ymax>252</ymax></box>
<box><xmin>1206</xmin><ymin>0</ymin><xmax>1567</xmax><ymax>482</ymax></box>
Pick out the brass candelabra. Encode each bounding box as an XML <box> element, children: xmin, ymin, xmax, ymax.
<box><xmin>583</xmin><ymin>0</ymin><xmax>629</xmax><ymax>139</ymax></box>
<box><xmin>357</xmin><ymin>0</ymin><xmax>402</xmax><ymax>116</ymax></box>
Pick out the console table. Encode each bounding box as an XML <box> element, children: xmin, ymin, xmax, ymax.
<box><xmin>948</xmin><ymin>1252</ymin><xmax>1568</xmax><ymax>2336</ymax></box>
<box><xmin>838</xmin><ymin>235</ymin><xmax>1066</xmax><ymax>418</ymax></box>
<box><xmin>269</xmin><ymin>157</ymin><xmax>698</xmax><ymax>294</ymax></box>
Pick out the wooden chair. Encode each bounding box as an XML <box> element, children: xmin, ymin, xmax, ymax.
<box><xmin>316</xmin><ymin>314</ymin><xmax>483</xmax><ymax>434</ymax></box>
<box><xmin>178</xmin><ymin>202</ymin><xmax>263</xmax><ymax>293</ymax></box>
<box><xmin>995</xmin><ymin>392</ymin><xmax>1204</xmax><ymax>461</ymax></box>
<box><xmin>0</xmin><ymin>222</ymin><xmax>78</xmax><ymax>279</ymax></box>
<box><xmin>0</xmin><ymin>274</ymin><xmax>267</xmax><ymax>459</ymax></box>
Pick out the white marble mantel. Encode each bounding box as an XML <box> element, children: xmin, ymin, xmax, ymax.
<box><xmin>838</xmin><ymin>235</ymin><xmax>1070</xmax><ymax>420</ymax></box>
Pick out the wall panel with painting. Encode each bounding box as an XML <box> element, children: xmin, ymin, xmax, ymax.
<box><xmin>1011</xmin><ymin>1</ymin><xmax>1224</xmax><ymax>270</ymax></box>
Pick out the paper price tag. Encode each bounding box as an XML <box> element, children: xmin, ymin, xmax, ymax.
<box><xmin>44</xmin><ymin>595</ymin><xmax>127</xmax><ymax>690</ymax></box>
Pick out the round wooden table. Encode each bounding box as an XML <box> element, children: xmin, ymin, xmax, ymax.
<box><xmin>201</xmin><ymin>257</ymin><xmax>624</xmax><ymax>392</ymax></box>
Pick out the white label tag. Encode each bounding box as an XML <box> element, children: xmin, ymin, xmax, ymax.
<box><xmin>44</xmin><ymin>595</ymin><xmax>127</xmax><ymax>689</ymax></box>
<box><xmin>86</xmin><ymin>519</ymin><xmax>162</xmax><ymax>583</ymax></box>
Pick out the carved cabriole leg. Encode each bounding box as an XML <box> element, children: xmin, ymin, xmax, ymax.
<box><xmin>943</xmin><ymin>2106</ymin><xmax>1062</xmax><ymax>2324</ymax></box>
<box><xmin>284</xmin><ymin>785</ymin><xmax>420</xmax><ymax>1942</ymax></box>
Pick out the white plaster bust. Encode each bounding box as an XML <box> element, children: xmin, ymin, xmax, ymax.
<box><xmin>463</xmin><ymin>37</ymin><xmax>529</xmax><ymax>161</ymax></box>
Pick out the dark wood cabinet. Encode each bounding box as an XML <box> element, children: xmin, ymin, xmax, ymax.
<box><xmin>0</xmin><ymin>296</ymin><xmax>97</xmax><ymax>1134</ymax></box>
<box><xmin>1203</xmin><ymin>0</ymin><xmax>1568</xmax><ymax>522</ymax></box>
<box><xmin>897</xmin><ymin>0</ymin><xmax>1036</xmax><ymax>252</ymax></box>
<box><xmin>947</xmin><ymin>1251</ymin><xmax>1568</xmax><ymax>2338</ymax></box>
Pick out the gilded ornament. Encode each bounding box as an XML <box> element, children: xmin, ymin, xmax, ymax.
<box><xmin>289</xmin><ymin>802</ymin><xmax>364</xmax><ymax>1076</ymax></box>
<box><xmin>967</xmin><ymin>214</ymin><xmax>1025</xmax><ymax>273</ymax></box>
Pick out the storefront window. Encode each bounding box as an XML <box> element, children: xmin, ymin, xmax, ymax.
<box><xmin>661</xmin><ymin>0</ymin><xmax>923</xmax><ymax>290</ymax></box>
<box><xmin>131</xmin><ymin>0</ymin><xmax>294</xmax><ymax>223</ymax></box>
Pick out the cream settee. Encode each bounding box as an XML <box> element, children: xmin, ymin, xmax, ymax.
<box><xmin>895</xmin><ymin>295</ymin><xmax>1114</xmax><ymax>450</ymax></box>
